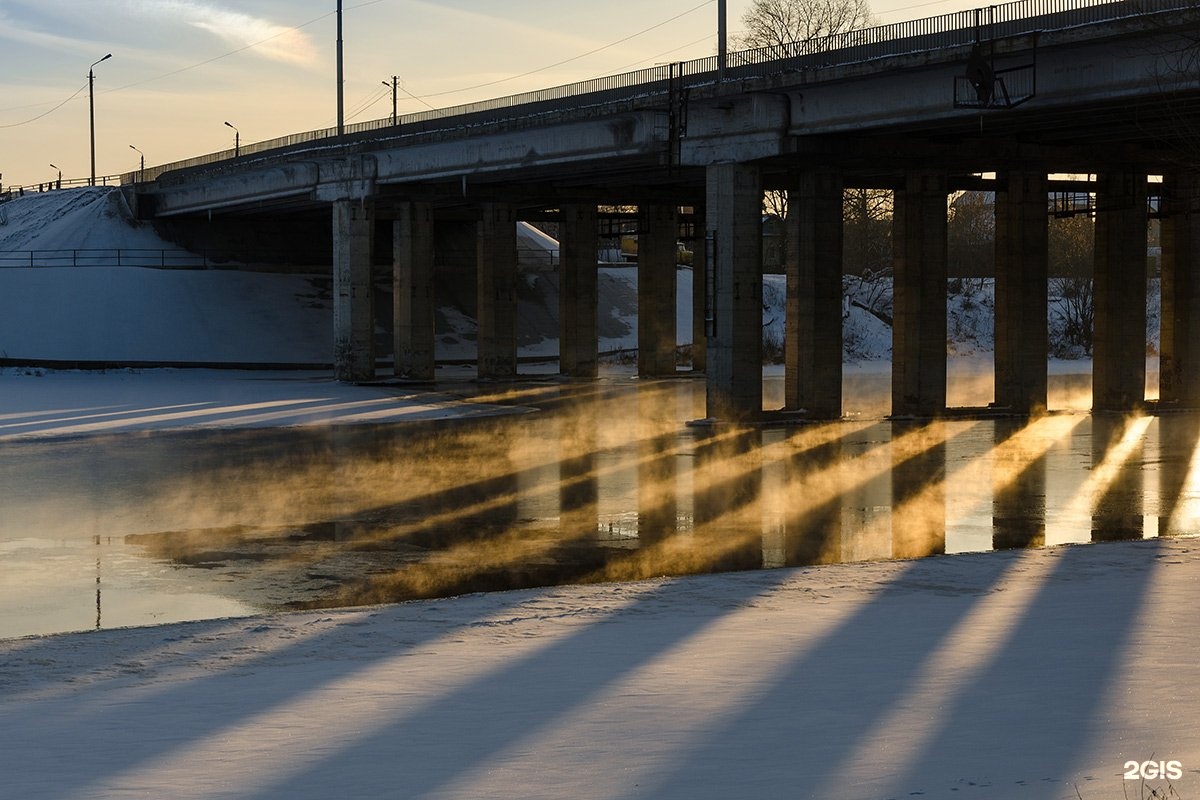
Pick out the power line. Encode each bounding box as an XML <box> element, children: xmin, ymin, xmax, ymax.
<box><xmin>412</xmin><ymin>0</ymin><xmax>716</xmax><ymax>100</ymax></box>
<box><xmin>0</xmin><ymin>82</ymin><xmax>88</xmax><ymax>129</ymax></box>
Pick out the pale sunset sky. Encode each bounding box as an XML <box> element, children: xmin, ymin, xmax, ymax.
<box><xmin>1</xmin><ymin>0</ymin><xmax>989</xmax><ymax>188</ymax></box>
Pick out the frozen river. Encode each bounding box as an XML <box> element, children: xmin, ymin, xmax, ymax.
<box><xmin>3</xmin><ymin>365</ymin><xmax>1194</xmax><ymax>640</ymax></box>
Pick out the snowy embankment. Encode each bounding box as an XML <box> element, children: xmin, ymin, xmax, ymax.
<box><xmin>2</xmin><ymin>538</ymin><xmax>1198</xmax><ymax>800</ymax></box>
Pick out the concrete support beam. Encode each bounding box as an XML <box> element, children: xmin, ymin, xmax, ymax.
<box><xmin>892</xmin><ymin>171</ymin><xmax>948</xmax><ymax>417</ymax></box>
<box><xmin>638</xmin><ymin>203</ymin><xmax>679</xmax><ymax>377</ymax></box>
<box><xmin>1161</xmin><ymin>170</ymin><xmax>1200</xmax><ymax>407</ymax></box>
<box><xmin>1093</xmin><ymin>172</ymin><xmax>1148</xmax><ymax>412</ymax></box>
<box><xmin>332</xmin><ymin>198</ymin><xmax>376</xmax><ymax>382</ymax></box>
<box><xmin>994</xmin><ymin>170</ymin><xmax>1049</xmax><ymax>414</ymax></box>
<box><xmin>784</xmin><ymin>170</ymin><xmax>844</xmax><ymax>419</ymax></box>
<box><xmin>705</xmin><ymin>163</ymin><xmax>763</xmax><ymax>420</ymax></box>
<box><xmin>393</xmin><ymin>201</ymin><xmax>436</xmax><ymax>380</ymax></box>
<box><xmin>692</xmin><ymin>204</ymin><xmax>708</xmax><ymax>372</ymax></box>
<box><xmin>477</xmin><ymin>203</ymin><xmax>519</xmax><ymax>379</ymax></box>
<box><xmin>559</xmin><ymin>204</ymin><xmax>600</xmax><ymax>378</ymax></box>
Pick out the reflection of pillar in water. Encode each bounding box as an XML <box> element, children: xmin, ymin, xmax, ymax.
<box><xmin>1158</xmin><ymin>415</ymin><xmax>1200</xmax><ymax>536</ymax></box>
<box><xmin>692</xmin><ymin>427</ymin><xmax>764</xmax><ymax>572</ymax></box>
<box><xmin>1091</xmin><ymin>416</ymin><xmax>1146</xmax><ymax>542</ymax></box>
<box><xmin>992</xmin><ymin>419</ymin><xmax>1047</xmax><ymax>550</ymax></box>
<box><xmin>559</xmin><ymin>408</ymin><xmax>600</xmax><ymax>540</ymax></box>
<box><xmin>891</xmin><ymin>422</ymin><xmax>947</xmax><ymax>559</ymax></box>
<box><xmin>637</xmin><ymin>386</ymin><xmax>678</xmax><ymax>544</ymax></box>
<box><xmin>782</xmin><ymin>427</ymin><xmax>844</xmax><ymax>566</ymax></box>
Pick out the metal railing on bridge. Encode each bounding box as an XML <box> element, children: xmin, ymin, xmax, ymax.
<box><xmin>123</xmin><ymin>0</ymin><xmax>1196</xmax><ymax>185</ymax></box>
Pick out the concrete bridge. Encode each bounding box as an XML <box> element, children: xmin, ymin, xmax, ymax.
<box><xmin>126</xmin><ymin>0</ymin><xmax>1200</xmax><ymax>420</ymax></box>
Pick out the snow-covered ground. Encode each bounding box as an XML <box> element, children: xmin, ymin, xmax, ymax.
<box><xmin>3</xmin><ymin>539</ymin><xmax>1198</xmax><ymax>799</ymax></box>
<box><xmin>3</xmin><ymin>187</ymin><xmax>1195</xmax><ymax>799</ymax></box>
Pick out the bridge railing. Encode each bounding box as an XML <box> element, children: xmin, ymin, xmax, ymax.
<box><xmin>125</xmin><ymin>0</ymin><xmax>1196</xmax><ymax>185</ymax></box>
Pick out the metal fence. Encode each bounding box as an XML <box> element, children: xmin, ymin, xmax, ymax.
<box><xmin>90</xmin><ymin>0</ymin><xmax>1197</xmax><ymax>185</ymax></box>
<box><xmin>0</xmin><ymin>249</ymin><xmax>315</xmax><ymax>269</ymax></box>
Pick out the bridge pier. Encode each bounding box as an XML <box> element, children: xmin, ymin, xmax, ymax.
<box><xmin>691</xmin><ymin>203</ymin><xmax>707</xmax><ymax>373</ymax></box>
<box><xmin>1093</xmin><ymin>171</ymin><xmax>1148</xmax><ymax>412</ymax></box>
<box><xmin>559</xmin><ymin>204</ymin><xmax>600</xmax><ymax>379</ymax></box>
<box><xmin>994</xmin><ymin>170</ymin><xmax>1049</xmax><ymax>414</ymax></box>
<box><xmin>705</xmin><ymin>163</ymin><xmax>763</xmax><ymax>420</ymax></box>
<box><xmin>332</xmin><ymin>198</ymin><xmax>376</xmax><ymax>382</ymax></box>
<box><xmin>891</xmin><ymin>170</ymin><xmax>948</xmax><ymax>417</ymax></box>
<box><xmin>638</xmin><ymin>203</ymin><xmax>679</xmax><ymax>377</ymax></box>
<box><xmin>393</xmin><ymin>201</ymin><xmax>436</xmax><ymax>381</ymax></box>
<box><xmin>477</xmin><ymin>202</ymin><xmax>519</xmax><ymax>380</ymax></box>
<box><xmin>1161</xmin><ymin>170</ymin><xmax>1200</xmax><ymax>407</ymax></box>
<box><xmin>784</xmin><ymin>169</ymin><xmax>844</xmax><ymax>419</ymax></box>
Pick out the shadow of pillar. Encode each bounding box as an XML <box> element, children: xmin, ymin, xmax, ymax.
<box><xmin>1091</xmin><ymin>415</ymin><xmax>1146</xmax><ymax>542</ymax></box>
<box><xmin>992</xmin><ymin>419</ymin><xmax>1047</xmax><ymax>550</ymax></box>
<box><xmin>559</xmin><ymin>406</ymin><xmax>600</xmax><ymax>541</ymax></box>
<box><xmin>636</xmin><ymin>385</ymin><xmax>679</xmax><ymax>544</ymax></box>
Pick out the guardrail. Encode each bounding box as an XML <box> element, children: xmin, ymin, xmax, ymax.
<box><xmin>0</xmin><ymin>249</ymin><xmax>320</xmax><ymax>269</ymax></box>
<box><xmin>1</xmin><ymin>175</ymin><xmax>124</xmax><ymax>197</ymax></box>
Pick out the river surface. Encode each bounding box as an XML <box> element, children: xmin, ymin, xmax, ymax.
<box><xmin>2</xmin><ymin>368</ymin><xmax>1196</xmax><ymax>639</ymax></box>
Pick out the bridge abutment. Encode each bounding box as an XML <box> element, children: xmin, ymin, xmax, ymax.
<box><xmin>477</xmin><ymin>202</ymin><xmax>519</xmax><ymax>380</ymax></box>
<box><xmin>332</xmin><ymin>198</ymin><xmax>376</xmax><ymax>382</ymax></box>
<box><xmin>559</xmin><ymin>204</ymin><xmax>600</xmax><ymax>379</ymax></box>
<box><xmin>1093</xmin><ymin>171</ymin><xmax>1148</xmax><ymax>412</ymax></box>
<box><xmin>892</xmin><ymin>170</ymin><xmax>948</xmax><ymax>417</ymax></box>
<box><xmin>994</xmin><ymin>170</ymin><xmax>1049</xmax><ymax>414</ymax></box>
<box><xmin>393</xmin><ymin>201</ymin><xmax>436</xmax><ymax>381</ymax></box>
<box><xmin>638</xmin><ymin>204</ymin><xmax>680</xmax><ymax>378</ymax></box>
<box><xmin>784</xmin><ymin>169</ymin><xmax>844</xmax><ymax>419</ymax></box>
<box><xmin>705</xmin><ymin>163</ymin><xmax>764</xmax><ymax>420</ymax></box>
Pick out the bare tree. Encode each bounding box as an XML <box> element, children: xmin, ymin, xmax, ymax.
<box><xmin>734</xmin><ymin>0</ymin><xmax>873</xmax><ymax>50</ymax></box>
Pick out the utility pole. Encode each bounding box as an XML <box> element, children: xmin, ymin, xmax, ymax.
<box><xmin>384</xmin><ymin>76</ymin><xmax>398</xmax><ymax>126</ymax></box>
<box><xmin>718</xmin><ymin>0</ymin><xmax>727</xmax><ymax>82</ymax></box>
<box><xmin>336</xmin><ymin>0</ymin><xmax>345</xmax><ymax>137</ymax></box>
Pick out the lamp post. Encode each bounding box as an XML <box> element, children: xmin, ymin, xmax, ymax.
<box><xmin>383</xmin><ymin>77</ymin><xmax>398</xmax><ymax>126</ymax></box>
<box><xmin>718</xmin><ymin>0</ymin><xmax>727</xmax><ymax>82</ymax></box>
<box><xmin>129</xmin><ymin>144</ymin><xmax>144</xmax><ymax>182</ymax></box>
<box><xmin>89</xmin><ymin>54</ymin><xmax>112</xmax><ymax>187</ymax></box>
<box><xmin>336</xmin><ymin>0</ymin><xmax>344</xmax><ymax>137</ymax></box>
<box><xmin>224</xmin><ymin>121</ymin><xmax>240</xmax><ymax>157</ymax></box>
<box><xmin>50</xmin><ymin>163</ymin><xmax>61</xmax><ymax>189</ymax></box>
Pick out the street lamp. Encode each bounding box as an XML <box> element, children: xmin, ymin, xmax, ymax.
<box><xmin>89</xmin><ymin>54</ymin><xmax>112</xmax><ymax>187</ymax></box>
<box><xmin>129</xmin><ymin>144</ymin><xmax>144</xmax><ymax>182</ymax></box>
<box><xmin>383</xmin><ymin>77</ymin><xmax>398</xmax><ymax>126</ymax></box>
<box><xmin>224</xmin><ymin>121</ymin><xmax>240</xmax><ymax>157</ymax></box>
<box><xmin>49</xmin><ymin>163</ymin><xmax>61</xmax><ymax>190</ymax></box>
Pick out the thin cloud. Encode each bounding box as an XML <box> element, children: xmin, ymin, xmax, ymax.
<box><xmin>132</xmin><ymin>0</ymin><xmax>318</xmax><ymax>66</ymax></box>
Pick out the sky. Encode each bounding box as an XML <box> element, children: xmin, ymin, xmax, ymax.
<box><xmin>0</xmin><ymin>0</ymin><xmax>989</xmax><ymax>189</ymax></box>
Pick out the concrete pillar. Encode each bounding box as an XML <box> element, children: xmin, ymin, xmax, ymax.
<box><xmin>691</xmin><ymin>204</ymin><xmax>708</xmax><ymax>372</ymax></box>
<box><xmin>1161</xmin><ymin>170</ymin><xmax>1200</xmax><ymax>407</ymax></box>
<box><xmin>393</xmin><ymin>201</ymin><xmax>436</xmax><ymax>380</ymax></box>
<box><xmin>559</xmin><ymin>204</ymin><xmax>599</xmax><ymax>378</ymax></box>
<box><xmin>333</xmin><ymin>198</ymin><xmax>375</xmax><ymax>382</ymax></box>
<box><xmin>1093</xmin><ymin>172</ymin><xmax>1148</xmax><ymax>412</ymax></box>
<box><xmin>705</xmin><ymin>163</ymin><xmax>763</xmax><ymax>420</ymax></box>
<box><xmin>994</xmin><ymin>170</ymin><xmax>1048</xmax><ymax>414</ymax></box>
<box><xmin>477</xmin><ymin>202</ymin><xmax>518</xmax><ymax>380</ymax></box>
<box><xmin>785</xmin><ymin>170</ymin><xmax>844</xmax><ymax>418</ymax></box>
<box><xmin>892</xmin><ymin>170</ymin><xmax>948</xmax><ymax>417</ymax></box>
<box><xmin>638</xmin><ymin>203</ymin><xmax>679</xmax><ymax>377</ymax></box>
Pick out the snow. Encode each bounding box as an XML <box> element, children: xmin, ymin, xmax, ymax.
<box><xmin>2</xmin><ymin>540</ymin><xmax>1199</xmax><ymax>799</ymax></box>
<box><xmin>2</xmin><ymin>187</ymin><xmax>1197</xmax><ymax>799</ymax></box>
